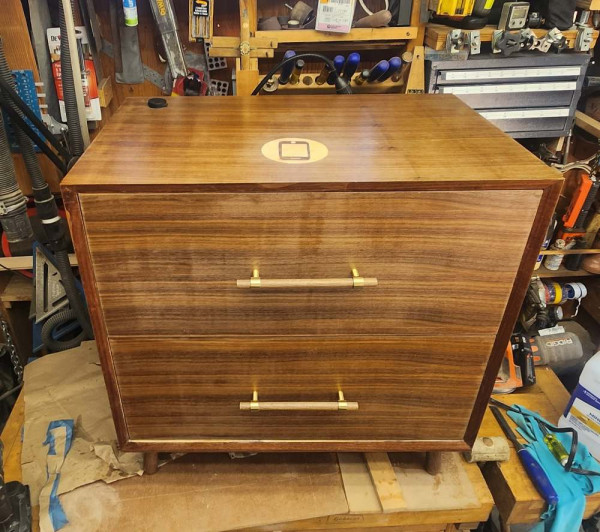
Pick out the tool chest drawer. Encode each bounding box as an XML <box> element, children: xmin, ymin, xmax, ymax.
<box><xmin>427</xmin><ymin>54</ymin><xmax>590</xmax><ymax>138</ymax></box>
<box><xmin>111</xmin><ymin>335</ymin><xmax>494</xmax><ymax>446</ymax></box>
<box><xmin>80</xmin><ymin>190</ymin><xmax>540</xmax><ymax>338</ymax></box>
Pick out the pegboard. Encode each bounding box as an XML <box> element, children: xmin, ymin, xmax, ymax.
<box><xmin>2</xmin><ymin>70</ymin><xmax>43</xmax><ymax>152</ymax></box>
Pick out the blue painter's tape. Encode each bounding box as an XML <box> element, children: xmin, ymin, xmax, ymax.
<box><xmin>50</xmin><ymin>473</ymin><xmax>69</xmax><ymax>531</ymax></box>
<box><xmin>43</xmin><ymin>420</ymin><xmax>74</xmax><ymax>531</ymax></box>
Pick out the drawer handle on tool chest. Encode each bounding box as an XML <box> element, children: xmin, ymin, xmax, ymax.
<box><xmin>236</xmin><ymin>268</ymin><xmax>377</xmax><ymax>289</ymax></box>
<box><xmin>240</xmin><ymin>391</ymin><xmax>359</xmax><ymax>411</ymax></box>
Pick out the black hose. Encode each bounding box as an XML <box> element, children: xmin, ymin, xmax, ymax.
<box><xmin>41</xmin><ymin>308</ymin><xmax>87</xmax><ymax>352</ymax></box>
<box><xmin>0</xmin><ymin>111</ymin><xmax>32</xmax><ymax>251</ymax></box>
<box><xmin>54</xmin><ymin>250</ymin><xmax>93</xmax><ymax>339</ymax></box>
<box><xmin>0</xmin><ymin>37</ymin><xmax>92</xmax><ymax>342</ymax></box>
<box><xmin>0</xmin><ymin>38</ymin><xmax>46</xmax><ymax>191</ymax></box>
<box><xmin>59</xmin><ymin>0</ymin><xmax>85</xmax><ymax>157</ymax></box>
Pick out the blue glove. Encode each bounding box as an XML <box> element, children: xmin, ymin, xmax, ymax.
<box><xmin>507</xmin><ymin>404</ymin><xmax>600</xmax><ymax>532</ymax></box>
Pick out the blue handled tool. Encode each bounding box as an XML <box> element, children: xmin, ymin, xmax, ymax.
<box><xmin>278</xmin><ymin>50</ymin><xmax>297</xmax><ymax>85</ymax></box>
<box><xmin>490</xmin><ymin>406</ymin><xmax>559</xmax><ymax>506</ymax></box>
<box><xmin>377</xmin><ymin>56</ymin><xmax>402</xmax><ymax>83</ymax></box>
<box><xmin>343</xmin><ymin>53</ymin><xmax>360</xmax><ymax>80</ymax></box>
<box><xmin>327</xmin><ymin>55</ymin><xmax>345</xmax><ymax>85</ymax></box>
<box><xmin>367</xmin><ymin>60</ymin><xmax>389</xmax><ymax>83</ymax></box>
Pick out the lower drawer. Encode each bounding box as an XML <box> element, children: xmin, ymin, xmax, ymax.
<box><xmin>110</xmin><ymin>335</ymin><xmax>494</xmax><ymax>449</ymax></box>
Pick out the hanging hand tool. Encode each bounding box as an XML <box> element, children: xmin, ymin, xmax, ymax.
<box><xmin>327</xmin><ymin>55</ymin><xmax>345</xmax><ymax>85</ymax></box>
<box><xmin>377</xmin><ymin>56</ymin><xmax>402</xmax><ymax>82</ymax></box>
<box><xmin>289</xmin><ymin>59</ymin><xmax>305</xmax><ymax>85</ymax></box>
<box><xmin>278</xmin><ymin>50</ymin><xmax>297</xmax><ymax>85</ymax></box>
<box><xmin>148</xmin><ymin>0</ymin><xmax>187</xmax><ymax>79</ymax></box>
<box><xmin>367</xmin><ymin>60</ymin><xmax>390</xmax><ymax>83</ymax></box>
<box><xmin>342</xmin><ymin>53</ymin><xmax>360</xmax><ymax>80</ymax></box>
<box><xmin>490</xmin><ymin>405</ymin><xmax>559</xmax><ymax>505</ymax></box>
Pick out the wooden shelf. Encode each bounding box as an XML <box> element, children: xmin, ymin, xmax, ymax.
<box><xmin>533</xmin><ymin>265</ymin><xmax>596</xmax><ymax>278</ymax></box>
<box><xmin>0</xmin><ymin>275</ymin><xmax>32</xmax><ymax>304</ymax></box>
<box><xmin>263</xmin><ymin>73</ymin><xmax>404</xmax><ymax>93</ymax></box>
<box><xmin>256</xmin><ymin>26</ymin><xmax>419</xmax><ymax>45</ymax></box>
<box><xmin>425</xmin><ymin>23</ymin><xmax>599</xmax><ymax>51</ymax></box>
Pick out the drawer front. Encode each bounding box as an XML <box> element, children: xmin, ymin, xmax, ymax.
<box><xmin>81</xmin><ymin>190</ymin><xmax>541</xmax><ymax>337</ymax></box>
<box><xmin>111</xmin><ymin>335</ymin><xmax>494</xmax><ymax>443</ymax></box>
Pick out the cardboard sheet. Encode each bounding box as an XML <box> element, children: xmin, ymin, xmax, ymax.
<box><xmin>22</xmin><ymin>342</ymin><xmax>143</xmax><ymax>504</ymax></box>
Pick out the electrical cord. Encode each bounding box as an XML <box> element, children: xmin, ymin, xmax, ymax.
<box><xmin>358</xmin><ymin>0</ymin><xmax>389</xmax><ymax>16</ymax></box>
<box><xmin>252</xmin><ymin>53</ymin><xmax>352</xmax><ymax>95</ymax></box>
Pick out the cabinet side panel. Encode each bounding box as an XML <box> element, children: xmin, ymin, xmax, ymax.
<box><xmin>465</xmin><ymin>180</ymin><xmax>563</xmax><ymax>445</ymax></box>
<box><xmin>62</xmin><ymin>186</ymin><xmax>129</xmax><ymax>446</ymax></box>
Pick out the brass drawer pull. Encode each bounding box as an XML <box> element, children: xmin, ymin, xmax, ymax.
<box><xmin>236</xmin><ymin>268</ymin><xmax>378</xmax><ymax>289</ymax></box>
<box><xmin>240</xmin><ymin>391</ymin><xmax>359</xmax><ymax>411</ymax></box>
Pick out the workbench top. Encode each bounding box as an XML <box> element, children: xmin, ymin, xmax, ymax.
<box><xmin>2</xmin><ymin>365</ymin><xmax>592</xmax><ymax>529</ymax></box>
<box><xmin>482</xmin><ymin>367</ymin><xmax>600</xmax><ymax>525</ymax></box>
<box><xmin>61</xmin><ymin>95</ymin><xmax>561</xmax><ymax>191</ymax></box>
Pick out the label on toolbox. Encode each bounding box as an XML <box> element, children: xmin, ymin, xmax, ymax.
<box><xmin>316</xmin><ymin>0</ymin><xmax>356</xmax><ymax>33</ymax></box>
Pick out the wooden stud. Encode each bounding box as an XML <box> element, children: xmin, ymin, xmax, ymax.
<box><xmin>405</xmin><ymin>45</ymin><xmax>425</xmax><ymax>94</ymax></box>
<box><xmin>98</xmin><ymin>77</ymin><xmax>113</xmax><ymax>108</ymax></box>
<box><xmin>364</xmin><ymin>452</ymin><xmax>405</xmax><ymax>512</ymax></box>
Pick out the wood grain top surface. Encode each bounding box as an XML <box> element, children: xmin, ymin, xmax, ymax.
<box><xmin>62</xmin><ymin>94</ymin><xmax>561</xmax><ymax>189</ymax></box>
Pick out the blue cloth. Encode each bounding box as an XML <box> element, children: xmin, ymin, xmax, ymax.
<box><xmin>506</xmin><ymin>404</ymin><xmax>600</xmax><ymax>532</ymax></box>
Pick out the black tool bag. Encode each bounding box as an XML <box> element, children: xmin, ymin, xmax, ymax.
<box><xmin>530</xmin><ymin>0</ymin><xmax>576</xmax><ymax>30</ymax></box>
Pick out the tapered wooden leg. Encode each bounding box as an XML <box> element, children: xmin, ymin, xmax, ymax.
<box><xmin>425</xmin><ymin>451</ymin><xmax>442</xmax><ymax>475</ymax></box>
<box><xmin>143</xmin><ymin>452</ymin><xmax>159</xmax><ymax>475</ymax></box>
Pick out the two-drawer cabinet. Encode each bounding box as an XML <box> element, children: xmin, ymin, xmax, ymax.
<box><xmin>62</xmin><ymin>94</ymin><xmax>562</xmax><ymax>462</ymax></box>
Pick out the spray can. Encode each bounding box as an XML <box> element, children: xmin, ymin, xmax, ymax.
<box><xmin>123</xmin><ymin>0</ymin><xmax>139</xmax><ymax>27</ymax></box>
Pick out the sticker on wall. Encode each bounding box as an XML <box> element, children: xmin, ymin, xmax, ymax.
<box><xmin>261</xmin><ymin>138</ymin><xmax>328</xmax><ymax>164</ymax></box>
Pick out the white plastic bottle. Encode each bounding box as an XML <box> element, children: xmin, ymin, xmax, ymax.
<box><xmin>559</xmin><ymin>351</ymin><xmax>600</xmax><ymax>460</ymax></box>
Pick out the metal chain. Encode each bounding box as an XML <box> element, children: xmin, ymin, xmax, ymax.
<box><xmin>0</xmin><ymin>320</ymin><xmax>23</xmax><ymax>384</ymax></box>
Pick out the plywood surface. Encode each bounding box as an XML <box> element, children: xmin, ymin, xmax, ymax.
<box><xmin>61</xmin><ymin>95</ymin><xmax>562</xmax><ymax>190</ymax></box>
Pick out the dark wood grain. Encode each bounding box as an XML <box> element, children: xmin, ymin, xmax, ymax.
<box><xmin>60</xmin><ymin>95</ymin><xmax>563</xmax><ymax>454</ymax></box>
<box><xmin>464</xmin><ymin>180</ymin><xmax>562</xmax><ymax>445</ymax></box>
<box><xmin>80</xmin><ymin>190</ymin><xmax>541</xmax><ymax>337</ymax></box>
<box><xmin>61</xmin><ymin>95</ymin><xmax>562</xmax><ymax>190</ymax></box>
<box><xmin>111</xmin><ymin>335</ymin><xmax>493</xmax><ymax>447</ymax></box>
<box><xmin>61</xmin><ymin>187</ymin><xmax>130</xmax><ymax>443</ymax></box>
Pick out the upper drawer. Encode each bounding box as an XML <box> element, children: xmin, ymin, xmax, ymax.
<box><xmin>80</xmin><ymin>190</ymin><xmax>541</xmax><ymax>337</ymax></box>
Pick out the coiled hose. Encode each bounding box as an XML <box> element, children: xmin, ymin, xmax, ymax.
<box><xmin>59</xmin><ymin>0</ymin><xmax>85</xmax><ymax>157</ymax></box>
<box><xmin>41</xmin><ymin>308</ymin><xmax>86</xmax><ymax>352</ymax></box>
<box><xmin>0</xmin><ymin>39</ymin><xmax>46</xmax><ymax>191</ymax></box>
<box><xmin>0</xmin><ymin>111</ymin><xmax>32</xmax><ymax>251</ymax></box>
<box><xmin>0</xmin><ymin>36</ymin><xmax>92</xmax><ymax>344</ymax></box>
<box><xmin>54</xmin><ymin>249</ymin><xmax>93</xmax><ymax>339</ymax></box>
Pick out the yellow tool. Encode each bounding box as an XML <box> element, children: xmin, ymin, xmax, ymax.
<box><xmin>540</xmin><ymin>423</ymin><xmax>569</xmax><ymax>466</ymax></box>
<box><xmin>429</xmin><ymin>0</ymin><xmax>493</xmax><ymax>16</ymax></box>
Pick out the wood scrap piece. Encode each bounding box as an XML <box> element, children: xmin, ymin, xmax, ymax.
<box><xmin>337</xmin><ymin>453</ymin><xmax>381</xmax><ymax>514</ymax></box>
<box><xmin>364</xmin><ymin>452</ymin><xmax>405</xmax><ymax>512</ymax></box>
<box><xmin>405</xmin><ymin>45</ymin><xmax>425</xmax><ymax>94</ymax></box>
